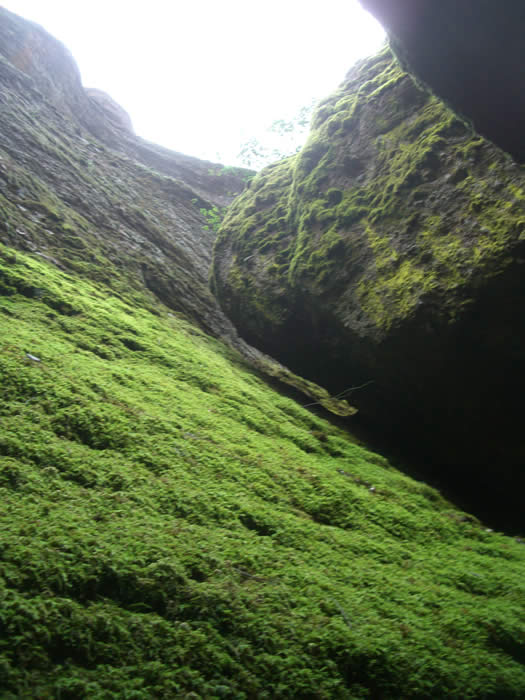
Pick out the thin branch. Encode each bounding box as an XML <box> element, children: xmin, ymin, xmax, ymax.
<box><xmin>302</xmin><ymin>380</ymin><xmax>374</xmax><ymax>409</ymax></box>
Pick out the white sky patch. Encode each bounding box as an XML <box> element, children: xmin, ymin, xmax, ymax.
<box><xmin>2</xmin><ymin>1</ymin><xmax>385</xmax><ymax>164</ymax></box>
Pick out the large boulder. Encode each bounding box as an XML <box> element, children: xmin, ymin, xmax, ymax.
<box><xmin>359</xmin><ymin>0</ymin><xmax>525</xmax><ymax>162</ymax></box>
<box><xmin>212</xmin><ymin>48</ymin><xmax>525</xmax><ymax>527</ymax></box>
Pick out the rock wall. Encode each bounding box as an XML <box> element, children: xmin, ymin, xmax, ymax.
<box><xmin>0</xmin><ymin>7</ymin><xmax>251</xmax><ymax>340</ymax></box>
<box><xmin>212</xmin><ymin>48</ymin><xmax>525</xmax><ymax>528</ymax></box>
<box><xmin>359</xmin><ymin>0</ymin><xmax>525</xmax><ymax>162</ymax></box>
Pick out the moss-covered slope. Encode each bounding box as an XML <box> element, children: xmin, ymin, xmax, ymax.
<box><xmin>212</xmin><ymin>48</ymin><xmax>525</xmax><ymax>527</ymax></box>
<box><xmin>1</xmin><ymin>245</ymin><xmax>525</xmax><ymax>698</ymax></box>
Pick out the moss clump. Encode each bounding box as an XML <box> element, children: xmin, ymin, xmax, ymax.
<box><xmin>1</xmin><ymin>245</ymin><xmax>525</xmax><ymax>697</ymax></box>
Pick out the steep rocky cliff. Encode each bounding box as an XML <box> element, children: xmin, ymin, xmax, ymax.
<box><xmin>360</xmin><ymin>0</ymin><xmax>525</xmax><ymax>162</ymax></box>
<box><xmin>0</xmin><ymin>6</ymin><xmax>249</xmax><ymax>339</ymax></box>
<box><xmin>1</xmin><ymin>8</ymin><xmax>525</xmax><ymax>699</ymax></box>
<box><xmin>212</xmin><ymin>47</ymin><xmax>525</xmax><ymax>529</ymax></box>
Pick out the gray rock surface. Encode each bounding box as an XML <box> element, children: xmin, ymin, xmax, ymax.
<box><xmin>0</xmin><ymin>6</ymin><xmax>248</xmax><ymax>339</ymax></box>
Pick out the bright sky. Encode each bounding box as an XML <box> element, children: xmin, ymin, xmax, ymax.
<box><xmin>2</xmin><ymin>1</ymin><xmax>385</xmax><ymax>165</ymax></box>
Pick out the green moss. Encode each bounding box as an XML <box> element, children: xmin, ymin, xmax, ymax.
<box><xmin>214</xmin><ymin>46</ymin><xmax>525</xmax><ymax>334</ymax></box>
<box><xmin>358</xmin><ymin>259</ymin><xmax>437</xmax><ymax>328</ymax></box>
<box><xmin>225</xmin><ymin>262</ymin><xmax>290</xmax><ymax>328</ymax></box>
<box><xmin>1</xmin><ymin>244</ymin><xmax>525</xmax><ymax>697</ymax></box>
<box><xmin>21</xmin><ymin>198</ymin><xmax>63</xmax><ymax>222</ymax></box>
<box><xmin>212</xmin><ymin>159</ymin><xmax>296</xmax><ymax>318</ymax></box>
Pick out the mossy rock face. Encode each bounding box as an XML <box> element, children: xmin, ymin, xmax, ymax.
<box><xmin>212</xmin><ymin>48</ymin><xmax>525</xmax><ymax>522</ymax></box>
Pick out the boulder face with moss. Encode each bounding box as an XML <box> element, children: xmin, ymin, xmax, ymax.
<box><xmin>212</xmin><ymin>48</ymin><xmax>525</xmax><ymax>522</ymax></box>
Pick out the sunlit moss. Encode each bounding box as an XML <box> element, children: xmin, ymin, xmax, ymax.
<box><xmin>1</xmin><ymin>244</ymin><xmax>525</xmax><ymax>697</ymax></box>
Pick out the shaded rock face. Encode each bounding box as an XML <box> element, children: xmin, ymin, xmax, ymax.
<box><xmin>85</xmin><ymin>88</ymin><xmax>134</xmax><ymax>133</ymax></box>
<box><xmin>0</xmin><ymin>7</ymin><xmax>251</xmax><ymax>340</ymax></box>
<box><xmin>360</xmin><ymin>0</ymin><xmax>525</xmax><ymax>162</ymax></box>
<box><xmin>212</xmin><ymin>48</ymin><xmax>525</xmax><ymax>529</ymax></box>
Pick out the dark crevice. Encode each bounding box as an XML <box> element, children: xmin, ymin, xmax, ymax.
<box><xmin>361</xmin><ymin>0</ymin><xmax>525</xmax><ymax>162</ymax></box>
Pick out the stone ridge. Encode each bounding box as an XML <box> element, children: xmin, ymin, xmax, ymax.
<box><xmin>85</xmin><ymin>89</ymin><xmax>134</xmax><ymax>133</ymax></box>
<box><xmin>212</xmin><ymin>48</ymin><xmax>525</xmax><ymax>529</ymax></box>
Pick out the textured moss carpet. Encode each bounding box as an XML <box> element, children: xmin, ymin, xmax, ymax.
<box><xmin>0</xmin><ymin>244</ymin><xmax>524</xmax><ymax>698</ymax></box>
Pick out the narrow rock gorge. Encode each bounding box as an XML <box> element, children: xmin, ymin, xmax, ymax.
<box><xmin>1</xmin><ymin>6</ymin><xmax>524</xmax><ymax>698</ymax></box>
